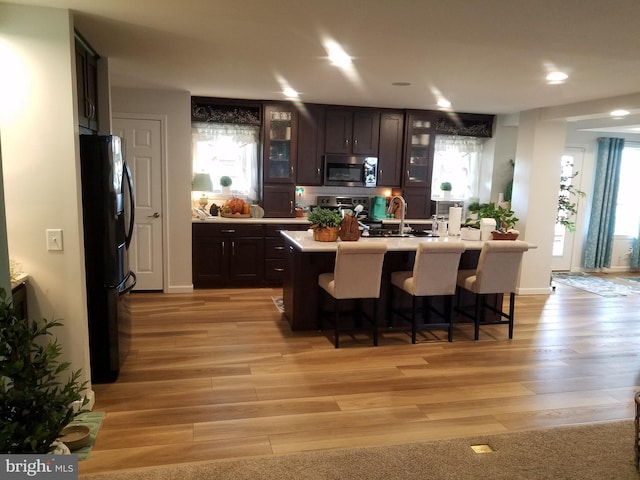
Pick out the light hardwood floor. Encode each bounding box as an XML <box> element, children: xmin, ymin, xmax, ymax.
<box><xmin>79</xmin><ymin>276</ymin><xmax>640</xmax><ymax>474</ymax></box>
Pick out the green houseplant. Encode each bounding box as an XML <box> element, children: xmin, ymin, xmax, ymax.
<box><xmin>466</xmin><ymin>201</ymin><xmax>519</xmax><ymax>233</ymax></box>
<box><xmin>439</xmin><ymin>181</ymin><xmax>452</xmax><ymax>192</ymax></box>
<box><xmin>307</xmin><ymin>207</ymin><xmax>342</xmax><ymax>242</ymax></box>
<box><xmin>0</xmin><ymin>289</ymin><xmax>88</xmax><ymax>453</ymax></box>
<box><xmin>219</xmin><ymin>176</ymin><xmax>233</xmax><ymax>188</ymax></box>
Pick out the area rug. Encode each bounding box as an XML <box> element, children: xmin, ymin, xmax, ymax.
<box><xmin>79</xmin><ymin>420</ymin><xmax>637</xmax><ymax>480</ymax></box>
<box><xmin>68</xmin><ymin>411</ymin><xmax>104</xmax><ymax>460</ymax></box>
<box><xmin>271</xmin><ymin>296</ymin><xmax>284</xmax><ymax>314</ymax></box>
<box><xmin>552</xmin><ymin>272</ymin><xmax>640</xmax><ymax>297</ymax></box>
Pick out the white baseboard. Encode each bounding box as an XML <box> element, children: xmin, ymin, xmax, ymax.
<box><xmin>167</xmin><ymin>285</ymin><xmax>194</xmax><ymax>294</ymax></box>
<box><xmin>517</xmin><ymin>287</ymin><xmax>552</xmax><ymax>295</ymax></box>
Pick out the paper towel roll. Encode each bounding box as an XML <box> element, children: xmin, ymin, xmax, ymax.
<box><xmin>448</xmin><ymin>206</ymin><xmax>462</xmax><ymax>236</ymax></box>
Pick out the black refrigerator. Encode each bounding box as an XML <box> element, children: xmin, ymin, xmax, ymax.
<box><xmin>80</xmin><ymin>135</ymin><xmax>136</xmax><ymax>383</ymax></box>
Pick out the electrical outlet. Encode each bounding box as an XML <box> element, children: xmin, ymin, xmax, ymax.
<box><xmin>46</xmin><ymin>229</ymin><xmax>63</xmax><ymax>251</ymax></box>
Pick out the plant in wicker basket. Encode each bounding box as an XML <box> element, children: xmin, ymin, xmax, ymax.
<box><xmin>307</xmin><ymin>207</ymin><xmax>342</xmax><ymax>242</ymax></box>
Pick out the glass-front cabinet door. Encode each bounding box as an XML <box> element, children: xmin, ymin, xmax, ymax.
<box><xmin>404</xmin><ymin>112</ymin><xmax>434</xmax><ymax>186</ymax></box>
<box><xmin>263</xmin><ymin>104</ymin><xmax>297</xmax><ymax>183</ymax></box>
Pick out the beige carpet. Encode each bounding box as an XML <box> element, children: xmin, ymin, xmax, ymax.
<box><xmin>80</xmin><ymin>420</ymin><xmax>638</xmax><ymax>480</ymax></box>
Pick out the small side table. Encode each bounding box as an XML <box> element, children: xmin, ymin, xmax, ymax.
<box><xmin>635</xmin><ymin>391</ymin><xmax>640</xmax><ymax>470</ymax></box>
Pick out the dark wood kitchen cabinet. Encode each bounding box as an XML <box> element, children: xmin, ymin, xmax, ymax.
<box><xmin>75</xmin><ymin>36</ymin><xmax>99</xmax><ymax>132</ymax></box>
<box><xmin>263</xmin><ymin>104</ymin><xmax>297</xmax><ymax>183</ymax></box>
<box><xmin>262</xmin><ymin>184</ymin><xmax>295</xmax><ymax>218</ymax></box>
<box><xmin>324</xmin><ymin>108</ymin><xmax>380</xmax><ymax>155</ymax></box>
<box><xmin>296</xmin><ymin>104</ymin><xmax>325</xmax><ymax>185</ymax></box>
<box><xmin>192</xmin><ymin>223</ymin><xmax>265</xmax><ymax>287</ymax></box>
<box><xmin>263</xmin><ymin>104</ymin><xmax>297</xmax><ymax>217</ymax></box>
<box><xmin>377</xmin><ymin>111</ymin><xmax>404</xmax><ymax>186</ymax></box>
<box><xmin>401</xmin><ymin>112</ymin><xmax>435</xmax><ymax>218</ymax></box>
<box><xmin>265</xmin><ymin>223</ymin><xmax>310</xmax><ymax>283</ymax></box>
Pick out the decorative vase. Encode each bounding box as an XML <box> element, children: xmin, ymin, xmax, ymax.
<box><xmin>442</xmin><ymin>190</ymin><xmax>451</xmax><ymax>200</ymax></box>
<box><xmin>338</xmin><ymin>214</ymin><xmax>360</xmax><ymax>241</ymax></box>
<box><xmin>312</xmin><ymin>226</ymin><xmax>339</xmax><ymax>242</ymax></box>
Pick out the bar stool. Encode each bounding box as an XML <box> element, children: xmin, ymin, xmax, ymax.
<box><xmin>389</xmin><ymin>242</ymin><xmax>465</xmax><ymax>343</ymax></box>
<box><xmin>456</xmin><ymin>240</ymin><xmax>529</xmax><ymax>340</ymax></box>
<box><xmin>318</xmin><ymin>242</ymin><xmax>387</xmax><ymax>348</ymax></box>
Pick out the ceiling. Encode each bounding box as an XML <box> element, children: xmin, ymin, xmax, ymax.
<box><xmin>7</xmin><ymin>0</ymin><xmax>640</xmax><ymax>132</ymax></box>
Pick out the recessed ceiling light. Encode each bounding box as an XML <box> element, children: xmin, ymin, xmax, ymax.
<box><xmin>611</xmin><ymin>109</ymin><xmax>630</xmax><ymax>117</ymax></box>
<box><xmin>546</xmin><ymin>71</ymin><xmax>568</xmax><ymax>84</ymax></box>
<box><xmin>282</xmin><ymin>87</ymin><xmax>299</xmax><ymax>99</ymax></box>
<box><xmin>392</xmin><ymin>82</ymin><xmax>411</xmax><ymax>86</ymax></box>
<box><xmin>325</xmin><ymin>41</ymin><xmax>352</xmax><ymax>67</ymax></box>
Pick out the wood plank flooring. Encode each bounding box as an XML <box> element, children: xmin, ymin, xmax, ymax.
<box><xmin>79</xmin><ymin>276</ymin><xmax>640</xmax><ymax>474</ymax></box>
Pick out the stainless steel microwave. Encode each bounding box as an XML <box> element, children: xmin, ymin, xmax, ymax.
<box><xmin>323</xmin><ymin>155</ymin><xmax>378</xmax><ymax>187</ymax></box>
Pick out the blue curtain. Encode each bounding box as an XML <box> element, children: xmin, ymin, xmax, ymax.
<box><xmin>584</xmin><ymin>137</ymin><xmax>624</xmax><ymax>269</ymax></box>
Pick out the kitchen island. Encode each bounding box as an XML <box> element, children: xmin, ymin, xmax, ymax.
<box><xmin>281</xmin><ymin>230</ymin><xmax>533</xmax><ymax>332</ymax></box>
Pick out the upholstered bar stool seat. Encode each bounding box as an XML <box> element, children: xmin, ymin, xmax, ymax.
<box><xmin>318</xmin><ymin>242</ymin><xmax>387</xmax><ymax>348</ymax></box>
<box><xmin>456</xmin><ymin>240</ymin><xmax>529</xmax><ymax>340</ymax></box>
<box><xmin>390</xmin><ymin>242</ymin><xmax>465</xmax><ymax>343</ymax></box>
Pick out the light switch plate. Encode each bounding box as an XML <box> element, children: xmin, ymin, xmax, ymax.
<box><xmin>46</xmin><ymin>228</ymin><xmax>63</xmax><ymax>251</ymax></box>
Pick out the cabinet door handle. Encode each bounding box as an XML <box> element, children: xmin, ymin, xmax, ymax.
<box><xmin>290</xmin><ymin>201</ymin><xmax>293</xmax><ymax>214</ymax></box>
<box><xmin>221</xmin><ymin>241</ymin><xmax>225</xmax><ymax>256</ymax></box>
<box><xmin>406</xmin><ymin>170</ymin><xmax>410</xmax><ymax>180</ymax></box>
<box><xmin>274</xmin><ymin>268</ymin><xmax>285</xmax><ymax>272</ymax></box>
<box><xmin>221</xmin><ymin>229</ymin><xmax>236</xmax><ymax>233</ymax></box>
<box><xmin>231</xmin><ymin>241</ymin><xmax>235</xmax><ymax>255</ymax></box>
<box><xmin>290</xmin><ymin>166</ymin><xmax>294</xmax><ymax>176</ymax></box>
<box><xmin>274</xmin><ymin>246</ymin><xmax>285</xmax><ymax>251</ymax></box>
<box><xmin>354</xmin><ymin>138</ymin><xmax>358</xmax><ymax>148</ymax></box>
<box><xmin>317</xmin><ymin>168</ymin><xmax>320</xmax><ymax>177</ymax></box>
<box><xmin>345</xmin><ymin>139</ymin><xmax>349</xmax><ymax>148</ymax></box>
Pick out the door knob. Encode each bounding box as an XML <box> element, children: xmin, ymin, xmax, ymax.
<box><xmin>147</xmin><ymin>212</ymin><xmax>160</xmax><ymax>218</ymax></box>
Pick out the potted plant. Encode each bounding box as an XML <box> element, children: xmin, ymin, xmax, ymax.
<box><xmin>440</xmin><ymin>181</ymin><xmax>452</xmax><ymax>199</ymax></box>
<box><xmin>466</xmin><ymin>201</ymin><xmax>520</xmax><ymax>239</ymax></box>
<box><xmin>220</xmin><ymin>175</ymin><xmax>232</xmax><ymax>195</ymax></box>
<box><xmin>0</xmin><ymin>289</ymin><xmax>89</xmax><ymax>453</ymax></box>
<box><xmin>307</xmin><ymin>207</ymin><xmax>342</xmax><ymax>242</ymax></box>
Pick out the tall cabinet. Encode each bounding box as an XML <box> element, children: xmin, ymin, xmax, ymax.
<box><xmin>402</xmin><ymin>112</ymin><xmax>435</xmax><ymax>218</ymax></box>
<box><xmin>296</xmin><ymin>105</ymin><xmax>325</xmax><ymax>185</ymax></box>
<box><xmin>262</xmin><ymin>104</ymin><xmax>298</xmax><ymax>217</ymax></box>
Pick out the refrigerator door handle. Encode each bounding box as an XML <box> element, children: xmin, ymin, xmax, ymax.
<box><xmin>124</xmin><ymin>160</ymin><xmax>135</xmax><ymax>249</ymax></box>
<box><xmin>118</xmin><ymin>271</ymin><xmax>137</xmax><ymax>294</ymax></box>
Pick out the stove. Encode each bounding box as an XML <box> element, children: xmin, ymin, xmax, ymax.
<box><xmin>316</xmin><ymin>195</ymin><xmax>370</xmax><ymax>211</ymax></box>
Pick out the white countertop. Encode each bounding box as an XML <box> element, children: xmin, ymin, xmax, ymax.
<box><xmin>192</xmin><ymin>216</ymin><xmax>311</xmax><ymax>224</ymax></box>
<box><xmin>192</xmin><ymin>216</ymin><xmax>434</xmax><ymax>225</ymax></box>
<box><xmin>281</xmin><ymin>230</ymin><xmax>494</xmax><ymax>252</ymax></box>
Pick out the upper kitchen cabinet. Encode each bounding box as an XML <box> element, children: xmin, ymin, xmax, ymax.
<box><xmin>324</xmin><ymin>108</ymin><xmax>380</xmax><ymax>155</ymax></box>
<box><xmin>75</xmin><ymin>34</ymin><xmax>99</xmax><ymax>132</ymax></box>
<box><xmin>296</xmin><ymin>104</ymin><xmax>325</xmax><ymax>185</ymax></box>
<box><xmin>377</xmin><ymin>111</ymin><xmax>404</xmax><ymax>187</ymax></box>
<box><xmin>403</xmin><ymin>112</ymin><xmax>435</xmax><ymax>187</ymax></box>
<box><xmin>263</xmin><ymin>104</ymin><xmax>298</xmax><ymax>184</ymax></box>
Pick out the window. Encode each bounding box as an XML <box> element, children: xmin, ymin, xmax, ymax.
<box><xmin>431</xmin><ymin>135</ymin><xmax>483</xmax><ymax>201</ymax></box>
<box><xmin>191</xmin><ymin>122</ymin><xmax>259</xmax><ymax>199</ymax></box>
<box><xmin>614</xmin><ymin>144</ymin><xmax>640</xmax><ymax>236</ymax></box>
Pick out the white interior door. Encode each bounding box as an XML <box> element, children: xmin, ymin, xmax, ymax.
<box><xmin>552</xmin><ymin>147</ymin><xmax>585</xmax><ymax>271</ymax></box>
<box><xmin>113</xmin><ymin>117</ymin><xmax>164</xmax><ymax>290</ymax></box>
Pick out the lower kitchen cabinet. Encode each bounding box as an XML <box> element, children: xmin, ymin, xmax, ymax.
<box><xmin>193</xmin><ymin>221</ymin><xmax>309</xmax><ymax>288</ymax></box>
<box><xmin>265</xmin><ymin>223</ymin><xmax>310</xmax><ymax>283</ymax></box>
<box><xmin>192</xmin><ymin>223</ymin><xmax>265</xmax><ymax>287</ymax></box>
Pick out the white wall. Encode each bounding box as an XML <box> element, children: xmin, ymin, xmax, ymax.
<box><xmin>111</xmin><ymin>87</ymin><xmax>193</xmax><ymax>292</ymax></box>
<box><xmin>0</xmin><ymin>4</ymin><xmax>92</xmax><ymax>395</ymax></box>
<box><xmin>512</xmin><ymin>110</ymin><xmax>567</xmax><ymax>294</ymax></box>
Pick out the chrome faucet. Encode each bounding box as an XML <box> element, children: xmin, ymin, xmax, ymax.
<box><xmin>388</xmin><ymin>195</ymin><xmax>407</xmax><ymax>235</ymax></box>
